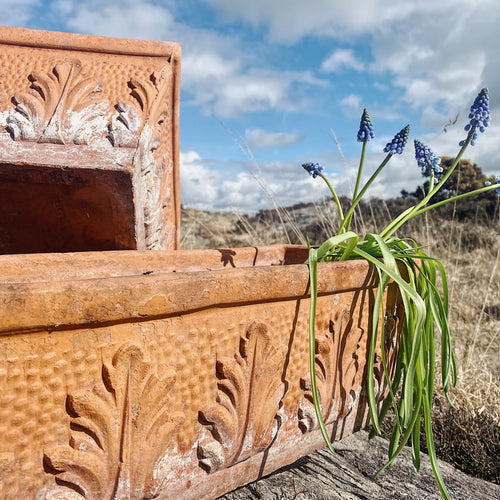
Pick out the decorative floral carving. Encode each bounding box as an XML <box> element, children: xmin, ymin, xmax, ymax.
<box><xmin>108</xmin><ymin>101</ymin><xmax>142</xmax><ymax>148</ymax></box>
<box><xmin>44</xmin><ymin>343</ymin><xmax>183</xmax><ymax>500</ymax></box>
<box><xmin>5</xmin><ymin>59</ymin><xmax>109</xmax><ymax>145</ymax></box>
<box><xmin>109</xmin><ymin>68</ymin><xmax>170</xmax><ymax>148</ymax></box>
<box><xmin>128</xmin><ymin>67</ymin><xmax>174</xmax><ymax>250</ymax></box>
<box><xmin>299</xmin><ymin>308</ymin><xmax>365</xmax><ymax>433</ymax></box>
<box><xmin>198</xmin><ymin>321</ymin><xmax>288</xmax><ymax>473</ymax></box>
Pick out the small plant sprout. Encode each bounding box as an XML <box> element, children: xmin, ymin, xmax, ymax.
<box><xmin>301</xmin><ymin>88</ymin><xmax>499</xmax><ymax>500</ymax></box>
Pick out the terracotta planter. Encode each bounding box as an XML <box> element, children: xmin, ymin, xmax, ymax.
<box><xmin>0</xmin><ymin>245</ymin><xmax>401</xmax><ymax>500</ymax></box>
<box><xmin>0</xmin><ymin>26</ymin><xmax>181</xmax><ymax>253</ymax></box>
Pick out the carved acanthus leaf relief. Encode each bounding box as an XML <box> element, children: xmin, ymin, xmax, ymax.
<box><xmin>5</xmin><ymin>59</ymin><xmax>109</xmax><ymax>145</ymax></box>
<box><xmin>299</xmin><ymin>309</ymin><xmax>364</xmax><ymax>433</ymax></box>
<box><xmin>108</xmin><ymin>101</ymin><xmax>142</xmax><ymax>147</ymax></box>
<box><xmin>44</xmin><ymin>343</ymin><xmax>183</xmax><ymax>500</ymax></box>
<box><xmin>198</xmin><ymin>321</ymin><xmax>288</xmax><ymax>473</ymax></box>
<box><xmin>129</xmin><ymin>67</ymin><xmax>174</xmax><ymax>250</ymax></box>
<box><xmin>109</xmin><ymin>68</ymin><xmax>171</xmax><ymax>149</ymax></box>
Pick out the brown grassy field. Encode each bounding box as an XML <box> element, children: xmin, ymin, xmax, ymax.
<box><xmin>180</xmin><ymin>198</ymin><xmax>500</xmax><ymax>483</ymax></box>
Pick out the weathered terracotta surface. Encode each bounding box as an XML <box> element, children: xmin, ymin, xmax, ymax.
<box><xmin>0</xmin><ymin>26</ymin><xmax>181</xmax><ymax>253</ymax></box>
<box><xmin>0</xmin><ymin>245</ymin><xmax>402</xmax><ymax>500</ymax></box>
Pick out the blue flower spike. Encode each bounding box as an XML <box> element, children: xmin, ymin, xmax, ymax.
<box><xmin>485</xmin><ymin>175</ymin><xmax>500</xmax><ymax>196</ymax></box>
<box><xmin>357</xmin><ymin>109</ymin><xmax>375</xmax><ymax>142</ymax></box>
<box><xmin>302</xmin><ymin>162</ymin><xmax>325</xmax><ymax>179</ymax></box>
<box><xmin>460</xmin><ymin>88</ymin><xmax>490</xmax><ymax>146</ymax></box>
<box><xmin>414</xmin><ymin>139</ymin><xmax>443</xmax><ymax>175</ymax></box>
<box><xmin>384</xmin><ymin>125</ymin><xmax>410</xmax><ymax>154</ymax></box>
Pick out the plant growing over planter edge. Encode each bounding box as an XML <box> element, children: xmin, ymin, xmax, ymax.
<box><xmin>302</xmin><ymin>88</ymin><xmax>498</xmax><ymax>500</ymax></box>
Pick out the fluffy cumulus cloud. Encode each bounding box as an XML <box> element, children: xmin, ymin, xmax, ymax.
<box><xmin>180</xmin><ymin>151</ymin><xmax>337</xmax><ymax>212</ymax></box>
<box><xmin>321</xmin><ymin>49</ymin><xmax>364</xmax><ymax>73</ymax></box>
<box><xmin>49</xmin><ymin>0</ymin><xmax>175</xmax><ymax>39</ymax></box>
<box><xmin>180</xmin><ymin>151</ymin><xmax>221</xmax><ymax>210</ymax></box>
<box><xmin>183</xmin><ymin>66</ymin><xmax>323</xmax><ymax>117</ymax></box>
<box><xmin>244</xmin><ymin>128</ymin><xmax>303</xmax><ymax>149</ymax></box>
<box><xmin>46</xmin><ymin>0</ymin><xmax>325</xmax><ymax>118</ymax></box>
<box><xmin>370</xmin><ymin>2</ymin><xmax>495</xmax><ymax>113</ymax></box>
<box><xmin>205</xmin><ymin>1</ymin><xmax>496</xmax><ymax>112</ymax></box>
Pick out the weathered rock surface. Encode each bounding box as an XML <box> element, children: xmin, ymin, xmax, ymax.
<box><xmin>220</xmin><ymin>431</ymin><xmax>500</xmax><ymax>499</ymax></box>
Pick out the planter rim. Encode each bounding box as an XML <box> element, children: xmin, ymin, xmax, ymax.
<box><xmin>0</xmin><ymin>25</ymin><xmax>180</xmax><ymax>58</ymax></box>
<box><xmin>0</xmin><ymin>244</ymin><xmax>377</xmax><ymax>334</ymax></box>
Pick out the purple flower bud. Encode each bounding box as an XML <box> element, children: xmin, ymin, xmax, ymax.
<box><xmin>485</xmin><ymin>176</ymin><xmax>500</xmax><ymax>196</ymax></box>
<box><xmin>461</xmin><ymin>88</ymin><xmax>490</xmax><ymax>146</ymax></box>
<box><xmin>414</xmin><ymin>140</ymin><xmax>442</xmax><ymax>175</ymax></box>
<box><xmin>302</xmin><ymin>162</ymin><xmax>325</xmax><ymax>179</ymax></box>
<box><xmin>357</xmin><ymin>108</ymin><xmax>375</xmax><ymax>142</ymax></box>
<box><xmin>384</xmin><ymin>125</ymin><xmax>410</xmax><ymax>154</ymax></box>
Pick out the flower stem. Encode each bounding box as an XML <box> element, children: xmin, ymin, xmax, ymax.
<box><xmin>318</xmin><ymin>172</ymin><xmax>345</xmax><ymax>227</ymax></box>
<box><xmin>344</xmin><ymin>140</ymin><xmax>368</xmax><ymax>231</ymax></box>
<box><xmin>413</xmin><ymin>183</ymin><xmax>500</xmax><ymax>217</ymax></box>
<box><xmin>353</xmin><ymin>140</ymin><xmax>367</xmax><ymax>202</ymax></box>
<box><xmin>380</xmin><ymin>129</ymin><xmax>474</xmax><ymax>239</ymax></box>
<box><xmin>338</xmin><ymin>152</ymin><xmax>393</xmax><ymax>234</ymax></box>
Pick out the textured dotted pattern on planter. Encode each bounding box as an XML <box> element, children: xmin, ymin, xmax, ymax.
<box><xmin>0</xmin><ymin>336</ymin><xmax>102</xmax><ymax>499</ymax></box>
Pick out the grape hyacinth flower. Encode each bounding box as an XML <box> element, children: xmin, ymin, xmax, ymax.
<box><xmin>357</xmin><ymin>109</ymin><xmax>375</xmax><ymax>142</ymax></box>
<box><xmin>302</xmin><ymin>162</ymin><xmax>324</xmax><ymax>179</ymax></box>
<box><xmin>485</xmin><ymin>176</ymin><xmax>500</xmax><ymax>196</ymax></box>
<box><xmin>384</xmin><ymin>125</ymin><xmax>410</xmax><ymax>154</ymax></box>
<box><xmin>414</xmin><ymin>140</ymin><xmax>443</xmax><ymax>174</ymax></box>
<box><xmin>460</xmin><ymin>88</ymin><xmax>490</xmax><ymax>146</ymax></box>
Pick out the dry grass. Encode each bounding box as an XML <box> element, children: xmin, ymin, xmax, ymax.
<box><xmin>180</xmin><ymin>199</ymin><xmax>500</xmax><ymax>483</ymax></box>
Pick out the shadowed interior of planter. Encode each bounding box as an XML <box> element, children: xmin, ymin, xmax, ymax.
<box><xmin>0</xmin><ymin>163</ymin><xmax>136</xmax><ymax>254</ymax></box>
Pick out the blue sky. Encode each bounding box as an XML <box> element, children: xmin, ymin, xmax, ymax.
<box><xmin>3</xmin><ymin>0</ymin><xmax>499</xmax><ymax>212</ymax></box>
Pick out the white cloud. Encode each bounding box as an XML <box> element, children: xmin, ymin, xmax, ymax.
<box><xmin>180</xmin><ymin>151</ymin><xmax>338</xmax><ymax>213</ymax></box>
<box><xmin>52</xmin><ymin>0</ymin><xmax>175</xmax><ymax>40</ymax></box>
<box><xmin>339</xmin><ymin>94</ymin><xmax>362</xmax><ymax>118</ymax></box>
<box><xmin>0</xmin><ymin>0</ymin><xmax>40</xmax><ymax>26</ymax></box>
<box><xmin>48</xmin><ymin>0</ymin><xmax>326</xmax><ymax>118</ymax></box>
<box><xmin>206</xmin><ymin>0</ymin><xmax>406</xmax><ymax>44</ymax></box>
<box><xmin>182</xmin><ymin>62</ymin><xmax>327</xmax><ymax>117</ymax></box>
<box><xmin>244</xmin><ymin>128</ymin><xmax>303</xmax><ymax>149</ymax></box>
<box><xmin>321</xmin><ymin>49</ymin><xmax>364</xmax><ymax>72</ymax></box>
<box><xmin>180</xmin><ymin>151</ymin><xmax>223</xmax><ymax>210</ymax></box>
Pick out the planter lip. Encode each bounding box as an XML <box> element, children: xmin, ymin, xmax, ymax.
<box><xmin>0</xmin><ymin>244</ymin><xmax>377</xmax><ymax>334</ymax></box>
<box><xmin>0</xmin><ymin>25</ymin><xmax>181</xmax><ymax>58</ymax></box>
